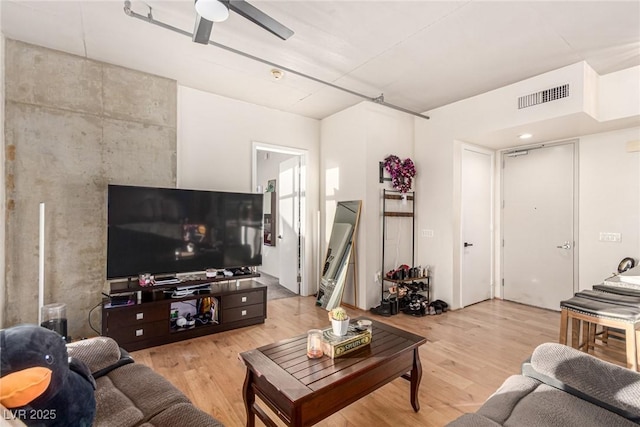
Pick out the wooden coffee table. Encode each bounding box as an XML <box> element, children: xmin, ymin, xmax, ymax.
<box><xmin>239</xmin><ymin>317</ymin><xmax>427</xmax><ymax>426</ymax></box>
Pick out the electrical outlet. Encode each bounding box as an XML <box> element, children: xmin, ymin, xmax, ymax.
<box><xmin>599</xmin><ymin>232</ymin><xmax>621</xmax><ymax>242</ymax></box>
<box><xmin>421</xmin><ymin>229</ymin><xmax>434</xmax><ymax>238</ymax></box>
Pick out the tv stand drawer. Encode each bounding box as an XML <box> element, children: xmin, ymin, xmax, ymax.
<box><xmin>223</xmin><ymin>303</ymin><xmax>264</xmax><ymax>323</ymax></box>
<box><xmin>224</xmin><ymin>290</ymin><xmax>265</xmax><ymax>308</ymax></box>
<box><xmin>105</xmin><ymin>304</ymin><xmax>166</xmax><ymax>327</ymax></box>
<box><xmin>107</xmin><ymin>320</ymin><xmax>167</xmax><ymax>345</ymax></box>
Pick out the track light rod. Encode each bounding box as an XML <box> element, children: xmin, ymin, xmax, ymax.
<box><xmin>123</xmin><ymin>1</ymin><xmax>430</xmax><ymax>120</ymax></box>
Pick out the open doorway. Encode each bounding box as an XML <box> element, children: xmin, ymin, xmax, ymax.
<box><xmin>252</xmin><ymin>142</ymin><xmax>307</xmax><ymax>295</ymax></box>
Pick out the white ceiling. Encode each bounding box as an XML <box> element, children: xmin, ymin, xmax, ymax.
<box><xmin>2</xmin><ymin>1</ymin><xmax>640</xmax><ymax>129</ymax></box>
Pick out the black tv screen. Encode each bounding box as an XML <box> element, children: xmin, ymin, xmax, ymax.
<box><xmin>107</xmin><ymin>185</ymin><xmax>262</xmax><ymax>280</ymax></box>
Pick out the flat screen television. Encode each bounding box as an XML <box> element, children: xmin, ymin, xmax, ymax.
<box><xmin>107</xmin><ymin>184</ymin><xmax>263</xmax><ymax>280</ymax></box>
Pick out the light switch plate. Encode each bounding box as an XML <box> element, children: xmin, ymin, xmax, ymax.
<box><xmin>599</xmin><ymin>232</ymin><xmax>621</xmax><ymax>242</ymax></box>
<box><xmin>422</xmin><ymin>229</ymin><xmax>434</xmax><ymax>238</ymax></box>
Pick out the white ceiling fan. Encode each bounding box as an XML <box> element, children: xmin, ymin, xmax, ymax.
<box><xmin>193</xmin><ymin>0</ymin><xmax>294</xmax><ymax>44</ymax></box>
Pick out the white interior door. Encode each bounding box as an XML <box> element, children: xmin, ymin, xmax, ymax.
<box><xmin>461</xmin><ymin>147</ymin><xmax>493</xmax><ymax>307</ymax></box>
<box><xmin>278</xmin><ymin>156</ymin><xmax>300</xmax><ymax>294</ymax></box>
<box><xmin>502</xmin><ymin>142</ymin><xmax>576</xmax><ymax>311</ymax></box>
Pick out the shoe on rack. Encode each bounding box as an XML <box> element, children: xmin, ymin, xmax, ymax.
<box><xmin>386</xmin><ymin>264</ymin><xmax>411</xmax><ymax>280</ymax></box>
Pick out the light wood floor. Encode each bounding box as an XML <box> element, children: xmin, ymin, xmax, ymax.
<box><xmin>131</xmin><ymin>297</ymin><xmax>562</xmax><ymax>427</ymax></box>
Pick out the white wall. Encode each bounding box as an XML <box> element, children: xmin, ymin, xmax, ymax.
<box><xmin>417</xmin><ymin>62</ymin><xmax>640</xmax><ymax>309</ymax></box>
<box><xmin>598</xmin><ymin>66</ymin><xmax>640</xmax><ymax>121</ymax></box>
<box><xmin>448</xmin><ymin>62</ymin><xmax>589</xmax><ymax>141</ymax></box>
<box><xmin>321</xmin><ymin>102</ymin><xmax>414</xmax><ymax>310</ymax></box>
<box><xmin>579</xmin><ymin>127</ymin><xmax>640</xmax><ymax>287</ymax></box>
<box><xmin>321</xmin><ymin>105</ymin><xmax>367</xmax><ymax>305</ymax></box>
<box><xmin>414</xmin><ymin>121</ymin><xmax>456</xmax><ymax>306</ymax></box>
<box><xmin>363</xmin><ymin>104</ymin><xmax>415</xmax><ymax>310</ymax></box>
<box><xmin>415</xmin><ymin>63</ymin><xmax>595</xmax><ymax>308</ymax></box>
<box><xmin>177</xmin><ymin>86</ymin><xmax>320</xmax><ymax>294</ymax></box>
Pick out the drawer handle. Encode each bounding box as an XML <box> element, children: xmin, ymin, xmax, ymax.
<box><xmin>241</xmin><ymin>310</ymin><xmax>247</xmax><ymax>316</ymax></box>
<box><xmin>241</xmin><ymin>296</ymin><xmax>247</xmax><ymax>303</ymax></box>
<box><xmin>136</xmin><ymin>313</ymin><xmax>144</xmax><ymax>320</ymax></box>
<box><xmin>135</xmin><ymin>329</ymin><xmax>144</xmax><ymax>337</ymax></box>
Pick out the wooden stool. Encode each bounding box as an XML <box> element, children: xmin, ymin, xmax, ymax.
<box><xmin>590</xmin><ymin>286</ymin><xmax>640</xmax><ymax>346</ymax></box>
<box><xmin>560</xmin><ymin>294</ymin><xmax>640</xmax><ymax>371</ymax></box>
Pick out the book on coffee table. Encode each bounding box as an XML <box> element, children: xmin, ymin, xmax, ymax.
<box><xmin>321</xmin><ymin>325</ymin><xmax>371</xmax><ymax>359</ymax></box>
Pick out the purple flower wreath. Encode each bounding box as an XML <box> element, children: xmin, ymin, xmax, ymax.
<box><xmin>383</xmin><ymin>155</ymin><xmax>416</xmax><ymax>193</ymax></box>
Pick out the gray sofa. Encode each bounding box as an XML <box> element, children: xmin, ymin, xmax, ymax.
<box><xmin>65</xmin><ymin>336</ymin><xmax>224</xmax><ymax>427</ymax></box>
<box><xmin>446</xmin><ymin>343</ymin><xmax>640</xmax><ymax>426</ymax></box>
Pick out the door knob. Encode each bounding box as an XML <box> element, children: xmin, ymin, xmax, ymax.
<box><xmin>278</xmin><ymin>235</ymin><xmax>283</xmax><ymax>239</ymax></box>
<box><xmin>464</xmin><ymin>242</ymin><xmax>473</xmax><ymax>248</ymax></box>
<box><xmin>556</xmin><ymin>241</ymin><xmax>572</xmax><ymax>249</ymax></box>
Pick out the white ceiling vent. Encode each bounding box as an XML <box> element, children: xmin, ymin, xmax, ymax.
<box><xmin>518</xmin><ymin>84</ymin><xmax>569</xmax><ymax>109</ymax></box>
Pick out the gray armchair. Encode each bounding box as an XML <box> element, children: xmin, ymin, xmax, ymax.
<box><xmin>446</xmin><ymin>342</ymin><xmax>640</xmax><ymax>426</ymax></box>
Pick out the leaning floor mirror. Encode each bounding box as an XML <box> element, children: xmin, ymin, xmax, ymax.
<box><xmin>316</xmin><ymin>200</ymin><xmax>362</xmax><ymax>310</ymax></box>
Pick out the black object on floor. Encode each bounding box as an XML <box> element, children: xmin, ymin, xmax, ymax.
<box><xmin>370</xmin><ymin>303</ymin><xmax>391</xmax><ymax>317</ymax></box>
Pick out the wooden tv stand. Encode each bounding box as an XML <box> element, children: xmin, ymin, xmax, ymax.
<box><xmin>102</xmin><ymin>275</ymin><xmax>266</xmax><ymax>351</ymax></box>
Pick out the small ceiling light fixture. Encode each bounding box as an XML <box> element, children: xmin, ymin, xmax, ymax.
<box><xmin>271</xmin><ymin>69</ymin><xmax>284</xmax><ymax>80</ymax></box>
<box><xmin>519</xmin><ymin>133</ymin><xmax>533</xmax><ymax>140</ymax></box>
<box><xmin>195</xmin><ymin>0</ymin><xmax>229</xmax><ymax>22</ymax></box>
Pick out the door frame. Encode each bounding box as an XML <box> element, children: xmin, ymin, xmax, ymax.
<box><xmin>459</xmin><ymin>143</ymin><xmax>495</xmax><ymax>306</ymax></box>
<box><xmin>251</xmin><ymin>142</ymin><xmax>309</xmax><ymax>295</ymax></box>
<box><xmin>498</xmin><ymin>139</ymin><xmax>579</xmax><ymax>302</ymax></box>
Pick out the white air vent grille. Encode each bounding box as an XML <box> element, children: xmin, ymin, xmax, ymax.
<box><xmin>518</xmin><ymin>84</ymin><xmax>569</xmax><ymax>109</ymax></box>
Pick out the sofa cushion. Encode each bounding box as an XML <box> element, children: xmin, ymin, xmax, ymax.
<box><xmin>140</xmin><ymin>402</ymin><xmax>225</xmax><ymax>427</ymax></box>
<box><xmin>94</xmin><ymin>375</ymin><xmax>145</xmax><ymax>427</ymax></box>
<box><xmin>473</xmin><ymin>375</ymin><xmax>540</xmax><ymax>424</ymax></box>
<box><xmin>105</xmin><ymin>363</ymin><xmax>191</xmax><ymax>421</ymax></box>
<box><xmin>449</xmin><ymin>374</ymin><xmax>638</xmax><ymax>427</ymax></box>
<box><xmin>66</xmin><ymin>337</ymin><xmax>124</xmax><ymax>374</ymax></box>
<box><xmin>527</xmin><ymin>342</ymin><xmax>640</xmax><ymax>421</ymax></box>
<box><xmin>502</xmin><ymin>383</ymin><xmax>637</xmax><ymax>427</ymax></box>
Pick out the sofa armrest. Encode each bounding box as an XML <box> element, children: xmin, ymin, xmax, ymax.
<box><xmin>66</xmin><ymin>336</ymin><xmax>133</xmax><ymax>378</ymax></box>
<box><xmin>524</xmin><ymin>342</ymin><xmax>640</xmax><ymax>422</ymax></box>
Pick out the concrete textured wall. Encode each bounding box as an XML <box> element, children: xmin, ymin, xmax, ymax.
<box><xmin>3</xmin><ymin>40</ymin><xmax>176</xmax><ymax>338</ymax></box>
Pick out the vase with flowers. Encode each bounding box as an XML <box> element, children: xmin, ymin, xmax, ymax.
<box><xmin>328</xmin><ymin>307</ymin><xmax>350</xmax><ymax>336</ymax></box>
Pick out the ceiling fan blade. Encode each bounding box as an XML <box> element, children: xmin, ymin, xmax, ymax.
<box><xmin>227</xmin><ymin>0</ymin><xmax>294</xmax><ymax>40</ymax></box>
<box><xmin>193</xmin><ymin>14</ymin><xmax>214</xmax><ymax>44</ymax></box>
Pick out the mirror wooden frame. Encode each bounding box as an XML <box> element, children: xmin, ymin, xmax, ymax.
<box><xmin>316</xmin><ymin>200</ymin><xmax>362</xmax><ymax>310</ymax></box>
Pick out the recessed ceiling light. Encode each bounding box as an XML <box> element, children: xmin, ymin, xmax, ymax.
<box><xmin>271</xmin><ymin>69</ymin><xmax>284</xmax><ymax>80</ymax></box>
<box><xmin>519</xmin><ymin>133</ymin><xmax>533</xmax><ymax>139</ymax></box>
